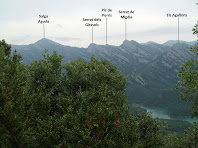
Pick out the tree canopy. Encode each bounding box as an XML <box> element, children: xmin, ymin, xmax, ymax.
<box><xmin>0</xmin><ymin>41</ymin><xmax>162</xmax><ymax>147</ymax></box>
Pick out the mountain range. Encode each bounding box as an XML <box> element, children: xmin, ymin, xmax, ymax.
<box><xmin>11</xmin><ymin>38</ymin><xmax>197</xmax><ymax>117</ymax></box>
<box><xmin>141</xmin><ymin>40</ymin><xmax>197</xmax><ymax>47</ymax></box>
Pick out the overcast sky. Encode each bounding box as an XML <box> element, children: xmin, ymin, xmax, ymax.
<box><xmin>0</xmin><ymin>0</ymin><xmax>197</xmax><ymax>47</ymax></box>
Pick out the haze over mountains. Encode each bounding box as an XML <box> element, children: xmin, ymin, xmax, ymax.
<box><xmin>11</xmin><ymin>38</ymin><xmax>197</xmax><ymax>117</ymax></box>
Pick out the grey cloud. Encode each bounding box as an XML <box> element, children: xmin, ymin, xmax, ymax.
<box><xmin>11</xmin><ymin>35</ymin><xmax>31</xmax><ymax>44</ymax></box>
<box><xmin>55</xmin><ymin>37</ymin><xmax>80</xmax><ymax>41</ymax></box>
<box><xmin>56</xmin><ymin>24</ymin><xmax>63</xmax><ymax>29</ymax></box>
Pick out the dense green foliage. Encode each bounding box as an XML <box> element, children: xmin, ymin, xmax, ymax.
<box><xmin>160</xmin><ymin>119</ymin><xmax>193</xmax><ymax>136</ymax></box>
<box><xmin>162</xmin><ymin>122</ymin><xmax>198</xmax><ymax>148</ymax></box>
<box><xmin>0</xmin><ymin>41</ymin><xmax>163</xmax><ymax>147</ymax></box>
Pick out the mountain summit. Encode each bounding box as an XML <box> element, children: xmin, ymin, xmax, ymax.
<box><xmin>34</xmin><ymin>38</ymin><xmax>65</xmax><ymax>49</ymax></box>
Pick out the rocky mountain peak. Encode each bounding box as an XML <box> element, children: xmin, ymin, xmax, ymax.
<box><xmin>171</xmin><ymin>42</ymin><xmax>189</xmax><ymax>50</ymax></box>
<box><xmin>34</xmin><ymin>38</ymin><xmax>61</xmax><ymax>47</ymax></box>
<box><xmin>88</xmin><ymin>43</ymin><xmax>98</xmax><ymax>49</ymax></box>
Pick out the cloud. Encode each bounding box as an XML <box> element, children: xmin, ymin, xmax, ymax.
<box><xmin>11</xmin><ymin>35</ymin><xmax>31</xmax><ymax>44</ymax></box>
<box><xmin>11</xmin><ymin>39</ymin><xmax>25</xmax><ymax>43</ymax></box>
<box><xmin>56</xmin><ymin>24</ymin><xmax>63</xmax><ymax>29</ymax></box>
<box><xmin>55</xmin><ymin>37</ymin><xmax>80</xmax><ymax>41</ymax></box>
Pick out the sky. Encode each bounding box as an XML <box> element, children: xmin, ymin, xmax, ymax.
<box><xmin>0</xmin><ymin>0</ymin><xmax>197</xmax><ymax>47</ymax></box>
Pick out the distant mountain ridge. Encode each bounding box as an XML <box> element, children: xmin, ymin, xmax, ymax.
<box><xmin>163</xmin><ymin>40</ymin><xmax>197</xmax><ymax>47</ymax></box>
<box><xmin>141</xmin><ymin>40</ymin><xmax>197</xmax><ymax>47</ymax></box>
<box><xmin>11</xmin><ymin>38</ymin><xmax>196</xmax><ymax>117</ymax></box>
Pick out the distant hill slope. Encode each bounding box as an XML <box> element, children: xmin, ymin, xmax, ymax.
<box><xmin>163</xmin><ymin>40</ymin><xmax>197</xmax><ymax>47</ymax></box>
<box><xmin>11</xmin><ymin>38</ymin><xmax>196</xmax><ymax>117</ymax></box>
